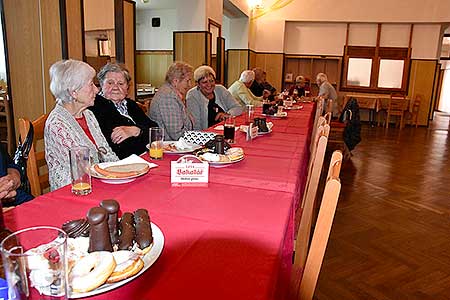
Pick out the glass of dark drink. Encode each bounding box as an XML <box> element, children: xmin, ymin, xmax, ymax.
<box><xmin>223</xmin><ymin>115</ymin><xmax>235</xmax><ymax>143</ymax></box>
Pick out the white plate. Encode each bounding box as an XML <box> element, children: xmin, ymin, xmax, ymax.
<box><xmin>90</xmin><ymin>165</ymin><xmax>149</xmax><ymax>183</ymax></box>
<box><xmin>146</xmin><ymin>141</ymin><xmax>202</xmax><ymax>154</ymax></box>
<box><xmin>261</xmin><ymin>112</ymin><xmax>287</xmax><ymax>118</ymax></box>
<box><xmin>207</xmin><ymin>156</ymin><xmax>245</xmax><ymax>168</ymax></box>
<box><xmin>70</xmin><ymin>223</ymin><xmax>164</xmax><ymax>299</ymax></box>
<box><xmin>284</xmin><ymin>105</ymin><xmax>303</xmax><ymax>110</ymax></box>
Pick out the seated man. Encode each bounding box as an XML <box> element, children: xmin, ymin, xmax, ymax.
<box><xmin>0</xmin><ymin>146</ymin><xmax>33</xmax><ymax>207</ymax></box>
<box><xmin>250</xmin><ymin>68</ymin><xmax>276</xmax><ymax>100</ymax></box>
<box><xmin>228</xmin><ymin>70</ymin><xmax>270</xmax><ymax>109</ymax></box>
<box><xmin>186</xmin><ymin>66</ymin><xmax>243</xmax><ymax>130</ymax></box>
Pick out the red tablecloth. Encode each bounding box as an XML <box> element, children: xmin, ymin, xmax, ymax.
<box><xmin>4</xmin><ymin>103</ymin><xmax>315</xmax><ymax>300</ymax></box>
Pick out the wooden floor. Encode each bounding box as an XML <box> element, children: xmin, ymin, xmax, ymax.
<box><xmin>315</xmin><ymin>112</ymin><xmax>450</xmax><ymax>300</ymax></box>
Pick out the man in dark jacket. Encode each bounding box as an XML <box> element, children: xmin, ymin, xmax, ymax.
<box><xmin>0</xmin><ymin>146</ymin><xmax>33</xmax><ymax>206</ymax></box>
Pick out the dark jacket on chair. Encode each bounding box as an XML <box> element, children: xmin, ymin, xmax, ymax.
<box><xmin>340</xmin><ymin>98</ymin><xmax>361</xmax><ymax>151</ymax></box>
<box><xmin>89</xmin><ymin>94</ymin><xmax>158</xmax><ymax>159</ymax></box>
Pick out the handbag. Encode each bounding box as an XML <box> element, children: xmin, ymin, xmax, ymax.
<box><xmin>13</xmin><ymin>121</ymin><xmax>33</xmax><ymax>194</ymax></box>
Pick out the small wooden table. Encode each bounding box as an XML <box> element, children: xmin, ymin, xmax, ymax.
<box><xmin>343</xmin><ymin>93</ymin><xmax>410</xmax><ymax>126</ymax></box>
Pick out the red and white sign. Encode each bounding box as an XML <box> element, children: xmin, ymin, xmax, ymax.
<box><xmin>171</xmin><ymin>155</ymin><xmax>209</xmax><ymax>187</ymax></box>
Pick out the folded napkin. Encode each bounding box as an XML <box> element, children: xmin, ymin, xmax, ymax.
<box><xmin>97</xmin><ymin>154</ymin><xmax>158</xmax><ymax>169</ymax></box>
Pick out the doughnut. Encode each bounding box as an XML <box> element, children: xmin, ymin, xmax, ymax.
<box><xmin>134</xmin><ymin>209</ymin><xmax>153</xmax><ymax>250</ymax></box>
<box><xmin>70</xmin><ymin>251</ymin><xmax>116</xmax><ymax>293</ymax></box>
<box><xmin>118</xmin><ymin>212</ymin><xmax>135</xmax><ymax>250</ymax></box>
<box><xmin>106</xmin><ymin>250</ymin><xmax>144</xmax><ymax>284</ymax></box>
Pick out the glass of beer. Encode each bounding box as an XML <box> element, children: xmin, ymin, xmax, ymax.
<box><xmin>245</xmin><ymin>105</ymin><xmax>254</xmax><ymax>125</ymax></box>
<box><xmin>69</xmin><ymin>146</ymin><xmax>91</xmax><ymax>195</ymax></box>
<box><xmin>1</xmin><ymin>226</ymin><xmax>68</xmax><ymax>299</ymax></box>
<box><xmin>223</xmin><ymin>115</ymin><xmax>235</xmax><ymax>143</ymax></box>
<box><xmin>149</xmin><ymin>127</ymin><xmax>164</xmax><ymax>159</ymax></box>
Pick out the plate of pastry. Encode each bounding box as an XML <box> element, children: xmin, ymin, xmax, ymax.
<box><xmin>261</xmin><ymin>112</ymin><xmax>287</xmax><ymax>118</ymax></box>
<box><xmin>91</xmin><ymin>155</ymin><xmax>157</xmax><ymax>184</ymax></box>
<box><xmin>194</xmin><ymin>147</ymin><xmax>244</xmax><ymax>167</ymax></box>
<box><xmin>146</xmin><ymin>140</ymin><xmax>202</xmax><ymax>154</ymax></box>
<box><xmin>68</xmin><ymin>222</ymin><xmax>164</xmax><ymax>298</ymax></box>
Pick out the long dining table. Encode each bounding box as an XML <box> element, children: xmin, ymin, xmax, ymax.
<box><xmin>3</xmin><ymin>102</ymin><xmax>315</xmax><ymax>300</ymax></box>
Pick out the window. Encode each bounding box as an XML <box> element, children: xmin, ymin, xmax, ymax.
<box><xmin>346</xmin><ymin>58</ymin><xmax>372</xmax><ymax>87</ymax></box>
<box><xmin>342</xmin><ymin>46</ymin><xmax>410</xmax><ymax>92</ymax></box>
<box><xmin>377</xmin><ymin>59</ymin><xmax>404</xmax><ymax>88</ymax></box>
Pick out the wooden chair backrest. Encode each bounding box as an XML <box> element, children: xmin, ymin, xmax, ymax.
<box><xmin>296</xmin><ymin>126</ymin><xmax>330</xmax><ymax>270</ymax></box>
<box><xmin>136</xmin><ymin>100</ymin><xmax>149</xmax><ymax>114</ymax></box>
<box><xmin>389</xmin><ymin>94</ymin><xmax>408</xmax><ymax>112</ymax></box>
<box><xmin>412</xmin><ymin>94</ymin><xmax>421</xmax><ymax>113</ymax></box>
<box><xmin>297</xmin><ymin>150</ymin><xmax>343</xmax><ymax>300</ymax></box>
<box><xmin>18</xmin><ymin>114</ymin><xmax>49</xmax><ymax>196</ymax></box>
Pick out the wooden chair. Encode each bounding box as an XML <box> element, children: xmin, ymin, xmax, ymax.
<box><xmin>406</xmin><ymin>94</ymin><xmax>421</xmax><ymax>128</ymax></box>
<box><xmin>292</xmin><ymin>150</ymin><xmax>343</xmax><ymax>300</ymax></box>
<box><xmin>0</xmin><ymin>94</ymin><xmax>14</xmax><ymax>155</ymax></box>
<box><xmin>296</xmin><ymin>124</ymin><xmax>330</xmax><ymax>268</ymax></box>
<box><xmin>386</xmin><ymin>93</ymin><xmax>408</xmax><ymax>129</ymax></box>
<box><xmin>136</xmin><ymin>99</ymin><xmax>150</xmax><ymax>114</ymax></box>
<box><xmin>18</xmin><ymin>114</ymin><xmax>49</xmax><ymax>196</ymax></box>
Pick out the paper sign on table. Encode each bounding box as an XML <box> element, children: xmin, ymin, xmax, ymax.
<box><xmin>171</xmin><ymin>155</ymin><xmax>209</xmax><ymax>187</ymax></box>
<box><xmin>246</xmin><ymin>123</ymin><xmax>259</xmax><ymax>141</ymax></box>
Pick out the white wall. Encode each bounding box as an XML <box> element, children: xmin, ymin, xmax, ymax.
<box><xmin>223</xmin><ymin>15</ymin><xmax>248</xmax><ymax>49</ymax></box>
<box><xmin>0</xmin><ymin>17</ymin><xmax>7</xmax><ymax>81</ymax></box>
<box><xmin>136</xmin><ymin>9</ymin><xmax>176</xmax><ymax>50</ymax></box>
<box><xmin>284</xmin><ymin>23</ymin><xmax>347</xmax><ymax>56</ymax></box>
<box><xmin>206</xmin><ymin>0</ymin><xmax>223</xmax><ymax>26</ymax></box>
<box><xmin>176</xmin><ymin>0</ymin><xmax>206</xmax><ymax>31</ymax></box>
<box><xmin>284</xmin><ymin>22</ymin><xmax>442</xmax><ymax>59</ymax></box>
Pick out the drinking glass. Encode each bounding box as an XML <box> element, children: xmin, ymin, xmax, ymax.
<box><xmin>1</xmin><ymin>226</ymin><xmax>68</xmax><ymax>300</ymax></box>
<box><xmin>245</xmin><ymin>104</ymin><xmax>254</xmax><ymax>125</ymax></box>
<box><xmin>223</xmin><ymin>115</ymin><xmax>235</xmax><ymax>143</ymax></box>
<box><xmin>69</xmin><ymin>146</ymin><xmax>91</xmax><ymax>195</ymax></box>
<box><xmin>149</xmin><ymin>127</ymin><xmax>164</xmax><ymax>159</ymax></box>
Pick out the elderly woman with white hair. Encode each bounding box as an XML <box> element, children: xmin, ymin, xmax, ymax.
<box><xmin>186</xmin><ymin>65</ymin><xmax>243</xmax><ymax>130</ymax></box>
<box><xmin>149</xmin><ymin>61</ymin><xmax>194</xmax><ymax>140</ymax></box>
<box><xmin>45</xmin><ymin>59</ymin><xmax>118</xmax><ymax>191</ymax></box>
<box><xmin>228</xmin><ymin>70</ymin><xmax>270</xmax><ymax>109</ymax></box>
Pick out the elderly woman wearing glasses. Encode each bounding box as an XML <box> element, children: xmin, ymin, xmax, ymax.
<box><xmin>89</xmin><ymin>63</ymin><xmax>158</xmax><ymax>159</ymax></box>
<box><xmin>186</xmin><ymin>66</ymin><xmax>243</xmax><ymax>130</ymax></box>
<box><xmin>45</xmin><ymin>59</ymin><xmax>118</xmax><ymax>191</ymax></box>
<box><xmin>148</xmin><ymin>61</ymin><xmax>194</xmax><ymax>140</ymax></box>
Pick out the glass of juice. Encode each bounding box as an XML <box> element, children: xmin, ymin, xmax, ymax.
<box><xmin>69</xmin><ymin>146</ymin><xmax>91</xmax><ymax>195</ymax></box>
<box><xmin>149</xmin><ymin>127</ymin><xmax>164</xmax><ymax>159</ymax></box>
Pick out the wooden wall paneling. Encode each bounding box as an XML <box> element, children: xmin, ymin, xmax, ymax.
<box><xmin>226</xmin><ymin>50</ymin><xmax>248</xmax><ymax>87</ymax></box>
<box><xmin>136</xmin><ymin>50</ymin><xmax>173</xmax><ymax>88</ymax></box>
<box><xmin>216</xmin><ymin>37</ymin><xmax>225</xmax><ymax>84</ymax></box>
<box><xmin>3</xmin><ymin>0</ymin><xmax>45</xmax><ymax>136</ymax></box>
<box><xmin>407</xmin><ymin>60</ymin><xmax>437</xmax><ymax>126</ymax></box>
<box><xmin>41</xmin><ymin>0</ymin><xmax>63</xmax><ymax>113</ymax></box>
<box><xmin>63</xmin><ymin>0</ymin><xmax>84</xmax><ymax>60</ymax></box>
<box><xmin>123</xmin><ymin>0</ymin><xmax>135</xmax><ymax>99</ymax></box>
<box><xmin>254</xmin><ymin>53</ymin><xmax>283</xmax><ymax>92</ymax></box>
<box><xmin>249</xmin><ymin>50</ymin><xmax>257</xmax><ymax>69</ymax></box>
<box><xmin>174</xmin><ymin>32</ymin><xmax>209</xmax><ymax>69</ymax></box>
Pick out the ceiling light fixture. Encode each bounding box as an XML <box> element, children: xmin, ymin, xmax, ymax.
<box><xmin>248</xmin><ymin>0</ymin><xmax>263</xmax><ymax>9</ymax></box>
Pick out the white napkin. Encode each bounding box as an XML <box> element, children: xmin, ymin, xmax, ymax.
<box><xmin>175</xmin><ymin>137</ymin><xmax>192</xmax><ymax>150</ymax></box>
<box><xmin>97</xmin><ymin>154</ymin><xmax>158</xmax><ymax>169</ymax></box>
